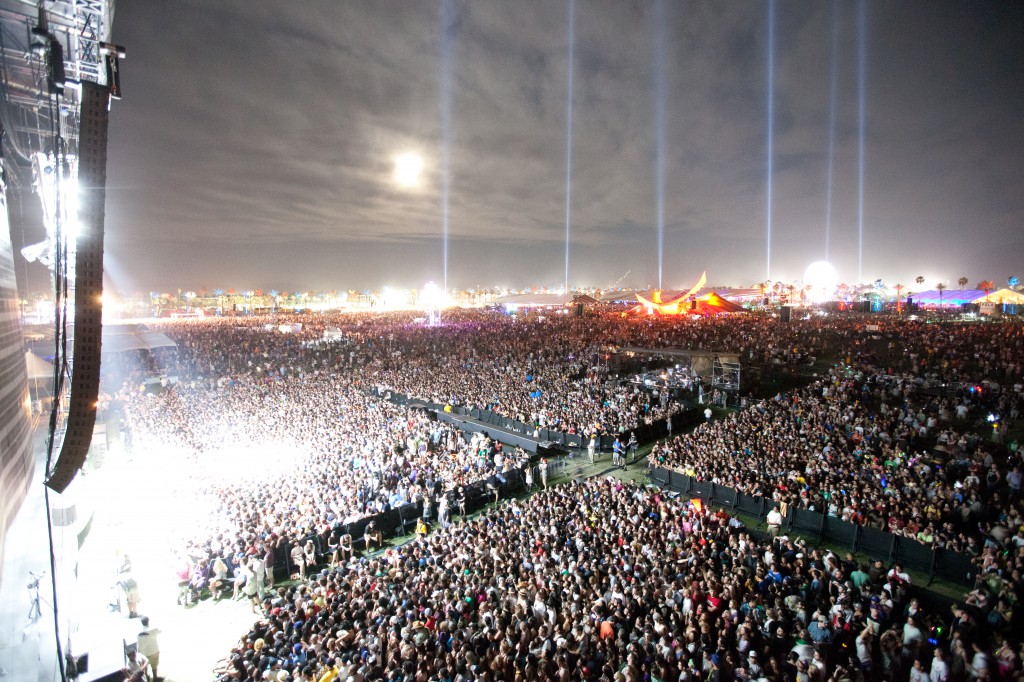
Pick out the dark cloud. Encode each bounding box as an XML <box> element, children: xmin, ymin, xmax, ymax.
<box><xmin>103</xmin><ymin>0</ymin><xmax>1024</xmax><ymax>294</ymax></box>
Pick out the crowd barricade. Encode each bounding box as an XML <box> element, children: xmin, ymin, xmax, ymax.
<box><xmin>859</xmin><ymin>525</ymin><xmax>897</xmax><ymax>561</ymax></box>
<box><xmin>895</xmin><ymin>534</ymin><xmax>936</xmax><ymax>575</ymax></box>
<box><xmin>824</xmin><ymin>515</ymin><xmax>858</xmax><ymax>547</ymax></box>
<box><xmin>735</xmin><ymin>492</ymin><xmax>765</xmax><ymax>518</ymax></box>
<box><xmin>650</xmin><ymin>466</ymin><xmax>977</xmax><ymax>586</ymax></box>
<box><xmin>715</xmin><ymin>483</ymin><xmax>739</xmax><ymax>509</ymax></box>
<box><xmin>932</xmin><ymin>548</ymin><xmax>977</xmax><ymax>585</ymax></box>
<box><xmin>372</xmin><ymin>387</ymin><xmax>703</xmax><ymax>456</ymax></box>
<box><xmin>690</xmin><ymin>479</ymin><xmax>714</xmax><ymax>501</ymax></box>
<box><xmin>791</xmin><ymin>507</ymin><xmax>825</xmax><ymax>538</ymax></box>
<box><xmin>270</xmin><ymin>465</ymin><xmax>529</xmax><ymax>582</ymax></box>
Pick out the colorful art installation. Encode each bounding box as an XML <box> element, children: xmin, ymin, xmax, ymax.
<box><xmin>632</xmin><ymin>272</ymin><xmax>746</xmax><ymax>316</ymax></box>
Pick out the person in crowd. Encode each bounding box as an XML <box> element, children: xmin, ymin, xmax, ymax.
<box><xmin>136</xmin><ymin>616</ymin><xmax>161</xmax><ymax>681</ymax></box>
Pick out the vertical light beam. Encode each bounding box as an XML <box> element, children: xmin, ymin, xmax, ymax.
<box><xmin>857</xmin><ymin>0</ymin><xmax>867</xmax><ymax>283</ymax></box>
<box><xmin>654</xmin><ymin>0</ymin><xmax>668</xmax><ymax>290</ymax></box>
<box><xmin>440</xmin><ymin>0</ymin><xmax>455</xmax><ymax>293</ymax></box>
<box><xmin>564</xmin><ymin>0</ymin><xmax>575</xmax><ymax>293</ymax></box>
<box><xmin>823</xmin><ymin>0</ymin><xmax>840</xmax><ymax>262</ymax></box>
<box><xmin>765</xmin><ymin>0</ymin><xmax>775</xmax><ymax>282</ymax></box>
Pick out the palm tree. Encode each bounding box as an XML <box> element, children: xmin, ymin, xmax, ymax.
<box><xmin>894</xmin><ymin>283</ymin><xmax>905</xmax><ymax>313</ymax></box>
<box><xmin>915</xmin><ymin>275</ymin><xmax>925</xmax><ymax>287</ymax></box>
<box><xmin>977</xmin><ymin>280</ymin><xmax>995</xmax><ymax>296</ymax></box>
<box><xmin>936</xmin><ymin>282</ymin><xmax>947</xmax><ymax>308</ymax></box>
<box><xmin>1008</xmin><ymin>275</ymin><xmax>1020</xmax><ymax>291</ymax></box>
<box><xmin>958</xmin><ymin>276</ymin><xmax>968</xmax><ymax>289</ymax></box>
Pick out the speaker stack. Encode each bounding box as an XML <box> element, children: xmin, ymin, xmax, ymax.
<box><xmin>46</xmin><ymin>82</ymin><xmax>110</xmax><ymax>494</ymax></box>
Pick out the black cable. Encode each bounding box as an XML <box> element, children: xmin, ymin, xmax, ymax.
<box><xmin>41</xmin><ymin>62</ymin><xmax>68</xmax><ymax>682</ymax></box>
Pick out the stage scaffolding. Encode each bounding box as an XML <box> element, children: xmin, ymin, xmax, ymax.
<box><xmin>614</xmin><ymin>346</ymin><xmax>742</xmax><ymax>393</ymax></box>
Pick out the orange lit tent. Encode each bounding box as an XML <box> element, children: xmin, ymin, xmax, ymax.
<box><xmin>633</xmin><ymin>272</ymin><xmax>747</xmax><ymax>316</ymax></box>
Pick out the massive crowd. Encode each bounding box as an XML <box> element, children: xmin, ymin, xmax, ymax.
<box><xmin>215</xmin><ymin>478</ymin><xmax>1022</xmax><ymax>682</ymax></box>
<box><xmin>656</xmin><ymin>322</ymin><xmax>1024</xmax><ymax>563</ymax></box>
<box><xmin>105</xmin><ymin>308</ymin><xmax>1024</xmax><ymax>681</ymax></box>
<box><xmin>656</xmin><ymin>366</ymin><xmax>1023</xmax><ymax>556</ymax></box>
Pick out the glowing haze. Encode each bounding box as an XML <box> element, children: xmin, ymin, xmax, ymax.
<box><xmin>804</xmin><ymin>260</ymin><xmax>839</xmax><ymax>302</ymax></box>
<box><xmin>27</xmin><ymin>1</ymin><xmax>1018</xmax><ymax>295</ymax></box>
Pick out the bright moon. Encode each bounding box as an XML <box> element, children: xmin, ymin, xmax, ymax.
<box><xmin>393</xmin><ymin>152</ymin><xmax>424</xmax><ymax>188</ymax></box>
<box><xmin>804</xmin><ymin>261</ymin><xmax>839</xmax><ymax>302</ymax></box>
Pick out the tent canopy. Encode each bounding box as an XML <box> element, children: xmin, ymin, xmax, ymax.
<box><xmin>693</xmin><ymin>291</ymin><xmax>746</xmax><ymax>314</ymax></box>
<box><xmin>974</xmin><ymin>288</ymin><xmax>1024</xmax><ymax>305</ymax></box>
<box><xmin>634</xmin><ymin>290</ymin><xmax>747</xmax><ymax>316</ymax></box>
<box><xmin>910</xmin><ymin>289</ymin><xmax>986</xmax><ymax>306</ymax></box>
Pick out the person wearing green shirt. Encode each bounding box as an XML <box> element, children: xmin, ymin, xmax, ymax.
<box><xmin>851</xmin><ymin>563</ymin><xmax>871</xmax><ymax>590</ymax></box>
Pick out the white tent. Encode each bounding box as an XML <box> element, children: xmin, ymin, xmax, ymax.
<box><xmin>974</xmin><ymin>288</ymin><xmax>1024</xmax><ymax>305</ymax></box>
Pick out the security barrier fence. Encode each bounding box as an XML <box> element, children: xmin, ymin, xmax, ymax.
<box><xmin>272</xmin><ymin>466</ymin><xmax>525</xmax><ymax>582</ymax></box>
<box><xmin>375</xmin><ymin>387</ymin><xmax>706</xmax><ymax>453</ymax></box>
<box><xmin>650</xmin><ymin>467</ymin><xmax>978</xmax><ymax>587</ymax></box>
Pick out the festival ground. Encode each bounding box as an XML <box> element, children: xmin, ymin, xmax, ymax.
<box><xmin>0</xmin><ymin>403</ymin><xmax>989</xmax><ymax>682</ymax></box>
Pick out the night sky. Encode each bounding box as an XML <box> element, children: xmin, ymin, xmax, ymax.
<box><xmin>99</xmin><ymin>1</ymin><xmax>1024</xmax><ymax>294</ymax></box>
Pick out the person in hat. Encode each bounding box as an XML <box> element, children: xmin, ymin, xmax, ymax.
<box><xmin>747</xmin><ymin>651</ymin><xmax>763</xmax><ymax>678</ymax></box>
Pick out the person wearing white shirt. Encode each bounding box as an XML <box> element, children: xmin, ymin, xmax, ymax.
<box><xmin>766</xmin><ymin>506</ymin><xmax>783</xmax><ymax>536</ymax></box>
<box><xmin>887</xmin><ymin>564</ymin><xmax>911</xmax><ymax>585</ymax></box>
<box><xmin>930</xmin><ymin>648</ymin><xmax>950</xmax><ymax>682</ymax></box>
<box><xmin>124</xmin><ymin>650</ymin><xmax>149</xmax><ymax>682</ymax></box>
<box><xmin>136</xmin><ymin>616</ymin><xmax>161</xmax><ymax>681</ymax></box>
<box><xmin>910</xmin><ymin>659</ymin><xmax>930</xmax><ymax>682</ymax></box>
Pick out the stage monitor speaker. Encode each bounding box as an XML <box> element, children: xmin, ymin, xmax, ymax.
<box><xmin>779</xmin><ymin>306</ymin><xmax>791</xmax><ymax>322</ymax></box>
<box><xmin>46</xmin><ymin>82</ymin><xmax>110</xmax><ymax>494</ymax></box>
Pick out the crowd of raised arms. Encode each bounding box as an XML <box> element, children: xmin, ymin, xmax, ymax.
<box><xmin>108</xmin><ymin>309</ymin><xmax>1023</xmax><ymax>681</ymax></box>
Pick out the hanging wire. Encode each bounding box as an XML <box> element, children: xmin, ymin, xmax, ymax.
<box><xmin>41</xmin><ymin>35</ymin><xmax>69</xmax><ymax>682</ymax></box>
